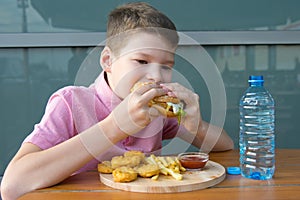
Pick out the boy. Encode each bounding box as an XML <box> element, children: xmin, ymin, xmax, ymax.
<box><xmin>1</xmin><ymin>2</ymin><xmax>233</xmax><ymax>200</ymax></box>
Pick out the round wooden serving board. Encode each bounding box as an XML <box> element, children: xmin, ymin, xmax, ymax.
<box><xmin>99</xmin><ymin>160</ymin><xmax>226</xmax><ymax>193</ymax></box>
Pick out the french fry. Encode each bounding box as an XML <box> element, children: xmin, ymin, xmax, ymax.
<box><xmin>166</xmin><ymin>156</ymin><xmax>176</xmax><ymax>166</ymax></box>
<box><xmin>146</xmin><ymin>156</ymin><xmax>168</xmax><ymax>176</ymax></box>
<box><xmin>158</xmin><ymin>156</ymin><xmax>168</xmax><ymax>167</ymax></box>
<box><xmin>149</xmin><ymin>155</ymin><xmax>168</xmax><ymax>175</ymax></box>
<box><xmin>151</xmin><ymin>174</ymin><xmax>159</xmax><ymax>181</ymax></box>
<box><xmin>158</xmin><ymin>161</ymin><xmax>182</xmax><ymax>181</ymax></box>
<box><xmin>145</xmin><ymin>156</ymin><xmax>157</xmax><ymax>165</ymax></box>
<box><xmin>150</xmin><ymin>154</ymin><xmax>183</xmax><ymax>181</ymax></box>
<box><xmin>175</xmin><ymin>157</ymin><xmax>186</xmax><ymax>172</ymax></box>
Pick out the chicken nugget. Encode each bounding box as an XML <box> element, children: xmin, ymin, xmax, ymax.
<box><xmin>98</xmin><ymin>161</ymin><xmax>113</xmax><ymax>174</ymax></box>
<box><xmin>137</xmin><ymin>164</ymin><xmax>160</xmax><ymax>178</ymax></box>
<box><xmin>112</xmin><ymin>166</ymin><xmax>138</xmax><ymax>182</ymax></box>
<box><xmin>124</xmin><ymin>150</ymin><xmax>145</xmax><ymax>160</ymax></box>
<box><xmin>111</xmin><ymin>155</ymin><xmax>142</xmax><ymax>169</ymax></box>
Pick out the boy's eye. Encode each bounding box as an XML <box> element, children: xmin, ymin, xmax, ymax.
<box><xmin>137</xmin><ymin>60</ymin><xmax>148</xmax><ymax>64</ymax></box>
<box><xmin>161</xmin><ymin>65</ymin><xmax>172</xmax><ymax>70</ymax></box>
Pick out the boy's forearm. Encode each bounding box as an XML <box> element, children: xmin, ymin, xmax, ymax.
<box><xmin>179</xmin><ymin>121</ymin><xmax>234</xmax><ymax>152</ymax></box>
<box><xmin>1</xmin><ymin>136</ymin><xmax>93</xmax><ymax>200</ymax></box>
<box><xmin>1</xmin><ymin>115</ymin><xmax>127</xmax><ymax>199</ymax></box>
<box><xmin>208</xmin><ymin>129</ymin><xmax>234</xmax><ymax>152</ymax></box>
<box><xmin>195</xmin><ymin>121</ymin><xmax>234</xmax><ymax>152</ymax></box>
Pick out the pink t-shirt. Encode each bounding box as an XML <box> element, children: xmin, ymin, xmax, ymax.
<box><xmin>23</xmin><ymin>71</ymin><xmax>179</xmax><ymax>173</ymax></box>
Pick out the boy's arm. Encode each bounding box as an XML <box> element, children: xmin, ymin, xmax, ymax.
<box><xmin>178</xmin><ymin>120</ymin><xmax>234</xmax><ymax>152</ymax></box>
<box><xmin>192</xmin><ymin>120</ymin><xmax>234</xmax><ymax>152</ymax></box>
<box><xmin>0</xmin><ymin>114</ymin><xmax>126</xmax><ymax>200</ymax></box>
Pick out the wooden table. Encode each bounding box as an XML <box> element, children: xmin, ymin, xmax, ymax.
<box><xmin>19</xmin><ymin>149</ymin><xmax>300</xmax><ymax>200</ymax></box>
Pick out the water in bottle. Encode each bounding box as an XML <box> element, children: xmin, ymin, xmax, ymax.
<box><xmin>239</xmin><ymin>75</ymin><xmax>275</xmax><ymax>180</ymax></box>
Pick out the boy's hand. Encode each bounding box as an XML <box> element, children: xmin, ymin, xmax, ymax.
<box><xmin>112</xmin><ymin>82</ymin><xmax>167</xmax><ymax>135</ymax></box>
<box><xmin>160</xmin><ymin>83</ymin><xmax>201</xmax><ymax>135</ymax></box>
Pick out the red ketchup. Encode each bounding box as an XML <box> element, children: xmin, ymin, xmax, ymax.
<box><xmin>179</xmin><ymin>155</ymin><xmax>208</xmax><ymax>169</ymax></box>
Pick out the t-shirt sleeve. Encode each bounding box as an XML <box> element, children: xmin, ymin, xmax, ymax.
<box><xmin>23</xmin><ymin>89</ymin><xmax>76</xmax><ymax>150</ymax></box>
<box><xmin>162</xmin><ymin>118</ymin><xmax>180</xmax><ymax>140</ymax></box>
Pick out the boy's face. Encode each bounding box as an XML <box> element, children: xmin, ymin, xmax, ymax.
<box><xmin>103</xmin><ymin>31</ymin><xmax>176</xmax><ymax>99</ymax></box>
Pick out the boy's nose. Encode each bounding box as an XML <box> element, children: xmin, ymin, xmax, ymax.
<box><xmin>145</xmin><ymin>64</ymin><xmax>163</xmax><ymax>83</ymax></box>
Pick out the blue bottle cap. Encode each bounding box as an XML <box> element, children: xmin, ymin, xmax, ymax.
<box><xmin>248</xmin><ymin>75</ymin><xmax>264</xmax><ymax>86</ymax></box>
<box><xmin>226</xmin><ymin>167</ymin><xmax>241</xmax><ymax>175</ymax></box>
<box><xmin>248</xmin><ymin>75</ymin><xmax>264</xmax><ymax>83</ymax></box>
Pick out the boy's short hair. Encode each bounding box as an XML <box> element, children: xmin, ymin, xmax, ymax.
<box><xmin>106</xmin><ymin>2</ymin><xmax>179</xmax><ymax>55</ymax></box>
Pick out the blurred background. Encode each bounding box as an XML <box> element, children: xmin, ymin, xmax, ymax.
<box><xmin>1</xmin><ymin>0</ymin><xmax>300</xmax><ymax>175</ymax></box>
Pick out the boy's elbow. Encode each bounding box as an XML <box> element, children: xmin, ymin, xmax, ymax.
<box><xmin>227</xmin><ymin>143</ymin><xmax>234</xmax><ymax>151</ymax></box>
<box><xmin>226</xmin><ymin>138</ymin><xmax>234</xmax><ymax>150</ymax></box>
<box><xmin>222</xmin><ymin>138</ymin><xmax>234</xmax><ymax>151</ymax></box>
<box><xmin>213</xmin><ymin>137</ymin><xmax>234</xmax><ymax>152</ymax></box>
<box><xmin>1</xmin><ymin>183</ymin><xmax>17</xmax><ymax>200</ymax></box>
<box><xmin>218</xmin><ymin>130</ymin><xmax>235</xmax><ymax>151</ymax></box>
<box><xmin>1</xmin><ymin>177</ymin><xmax>30</xmax><ymax>200</ymax></box>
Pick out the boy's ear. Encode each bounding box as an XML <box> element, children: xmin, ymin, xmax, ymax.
<box><xmin>100</xmin><ymin>46</ymin><xmax>112</xmax><ymax>72</ymax></box>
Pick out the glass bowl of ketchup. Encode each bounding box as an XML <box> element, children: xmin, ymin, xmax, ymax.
<box><xmin>178</xmin><ymin>152</ymin><xmax>209</xmax><ymax>170</ymax></box>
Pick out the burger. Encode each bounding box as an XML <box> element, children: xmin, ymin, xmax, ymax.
<box><xmin>131</xmin><ymin>82</ymin><xmax>185</xmax><ymax>123</ymax></box>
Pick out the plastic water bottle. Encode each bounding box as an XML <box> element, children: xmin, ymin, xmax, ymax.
<box><xmin>239</xmin><ymin>75</ymin><xmax>275</xmax><ymax>180</ymax></box>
